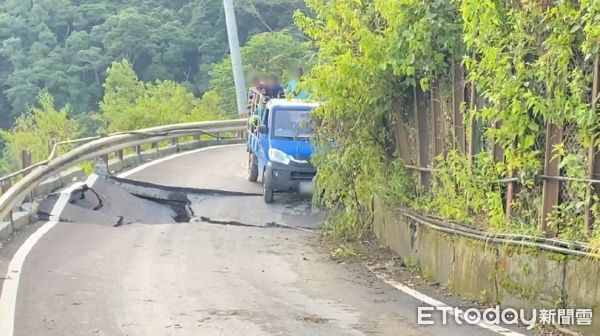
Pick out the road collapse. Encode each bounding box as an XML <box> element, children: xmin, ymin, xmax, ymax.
<box><xmin>37</xmin><ymin>175</ymin><xmax>194</xmax><ymax>226</ymax></box>
<box><xmin>35</xmin><ymin>173</ymin><xmax>312</xmax><ymax>230</ymax></box>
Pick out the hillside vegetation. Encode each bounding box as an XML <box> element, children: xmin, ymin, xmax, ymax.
<box><xmin>0</xmin><ymin>0</ymin><xmax>311</xmax><ymax>171</ymax></box>
<box><xmin>0</xmin><ymin>0</ymin><xmax>305</xmax><ymax>126</ymax></box>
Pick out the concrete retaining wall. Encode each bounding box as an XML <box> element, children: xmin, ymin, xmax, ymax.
<box><xmin>0</xmin><ymin>139</ymin><xmax>242</xmax><ymax>245</ymax></box>
<box><xmin>373</xmin><ymin>198</ymin><xmax>600</xmax><ymax>335</ymax></box>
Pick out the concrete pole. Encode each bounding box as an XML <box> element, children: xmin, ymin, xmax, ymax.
<box><xmin>223</xmin><ymin>0</ymin><xmax>247</xmax><ymax>116</ymax></box>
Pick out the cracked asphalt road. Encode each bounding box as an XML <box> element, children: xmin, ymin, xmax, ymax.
<box><xmin>0</xmin><ymin>144</ymin><xmax>518</xmax><ymax>336</ymax></box>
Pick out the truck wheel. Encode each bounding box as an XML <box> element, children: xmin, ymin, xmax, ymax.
<box><xmin>263</xmin><ymin>171</ymin><xmax>274</xmax><ymax>203</ymax></box>
<box><xmin>248</xmin><ymin>154</ymin><xmax>258</xmax><ymax>182</ymax></box>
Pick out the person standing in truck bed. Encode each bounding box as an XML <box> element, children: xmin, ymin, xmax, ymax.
<box><xmin>266</xmin><ymin>73</ymin><xmax>284</xmax><ymax>100</ymax></box>
<box><xmin>286</xmin><ymin>67</ymin><xmax>309</xmax><ymax>99</ymax></box>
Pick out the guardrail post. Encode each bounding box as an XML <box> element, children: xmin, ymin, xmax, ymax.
<box><xmin>21</xmin><ymin>150</ymin><xmax>32</xmax><ymax>174</ymax></box>
<box><xmin>116</xmin><ymin>149</ymin><xmax>124</xmax><ymax>161</ymax></box>
<box><xmin>135</xmin><ymin>145</ymin><xmax>141</xmax><ymax>157</ymax></box>
<box><xmin>21</xmin><ymin>149</ymin><xmax>33</xmax><ymax>201</ymax></box>
<box><xmin>193</xmin><ymin>134</ymin><xmax>201</xmax><ymax>142</ymax></box>
<box><xmin>2</xmin><ymin>180</ymin><xmax>13</xmax><ymax>231</ymax></box>
<box><xmin>101</xmin><ymin>154</ymin><xmax>109</xmax><ymax>174</ymax></box>
<box><xmin>49</xmin><ymin>137</ymin><xmax>57</xmax><ymax>154</ymax></box>
<box><xmin>172</xmin><ymin>138</ymin><xmax>180</xmax><ymax>153</ymax></box>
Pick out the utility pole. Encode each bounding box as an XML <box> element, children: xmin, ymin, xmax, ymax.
<box><xmin>223</xmin><ymin>0</ymin><xmax>247</xmax><ymax>116</ymax></box>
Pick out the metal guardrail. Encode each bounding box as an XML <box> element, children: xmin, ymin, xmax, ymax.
<box><xmin>0</xmin><ymin>119</ymin><xmax>247</xmax><ymax>221</ymax></box>
<box><xmin>400</xmin><ymin>210</ymin><xmax>600</xmax><ymax>258</ymax></box>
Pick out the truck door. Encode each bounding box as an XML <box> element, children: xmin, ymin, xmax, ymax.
<box><xmin>257</xmin><ymin>107</ymin><xmax>271</xmax><ymax>172</ymax></box>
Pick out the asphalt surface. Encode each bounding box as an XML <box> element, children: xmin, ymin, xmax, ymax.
<box><xmin>0</xmin><ymin>144</ymin><xmax>525</xmax><ymax>335</ymax></box>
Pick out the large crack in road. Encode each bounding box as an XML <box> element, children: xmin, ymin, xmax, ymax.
<box><xmin>37</xmin><ymin>176</ymin><xmax>181</xmax><ymax>226</ymax></box>
<box><xmin>196</xmin><ymin>216</ymin><xmax>316</xmax><ymax>231</ymax></box>
<box><xmin>37</xmin><ymin>175</ymin><xmax>315</xmax><ymax>231</ymax></box>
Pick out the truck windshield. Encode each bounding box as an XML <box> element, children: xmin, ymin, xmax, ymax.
<box><xmin>272</xmin><ymin>109</ymin><xmax>313</xmax><ymax>139</ymax></box>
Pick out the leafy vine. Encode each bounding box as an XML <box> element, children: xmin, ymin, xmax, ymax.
<box><xmin>295</xmin><ymin>0</ymin><xmax>459</xmax><ymax>240</ymax></box>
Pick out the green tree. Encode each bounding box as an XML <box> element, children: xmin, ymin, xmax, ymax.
<box><xmin>133</xmin><ymin>80</ymin><xmax>198</xmax><ymax>128</ymax></box>
<box><xmin>100</xmin><ymin>60</ymin><xmax>225</xmax><ymax>132</ymax></box>
<box><xmin>0</xmin><ymin>90</ymin><xmax>82</xmax><ymax>171</ymax></box>
<box><xmin>184</xmin><ymin>90</ymin><xmax>224</xmax><ymax>122</ymax></box>
<box><xmin>100</xmin><ymin>60</ymin><xmax>145</xmax><ymax>132</ymax></box>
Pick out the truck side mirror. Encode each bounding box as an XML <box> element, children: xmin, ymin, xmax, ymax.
<box><xmin>258</xmin><ymin>125</ymin><xmax>268</xmax><ymax>134</ymax></box>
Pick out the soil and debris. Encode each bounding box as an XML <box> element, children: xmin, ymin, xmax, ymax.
<box><xmin>319</xmin><ymin>233</ymin><xmax>571</xmax><ymax>336</ymax></box>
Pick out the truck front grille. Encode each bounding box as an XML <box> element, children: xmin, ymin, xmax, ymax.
<box><xmin>291</xmin><ymin>172</ymin><xmax>316</xmax><ymax>181</ymax></box>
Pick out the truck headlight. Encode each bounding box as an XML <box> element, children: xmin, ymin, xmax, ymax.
<box><xmin>269</xmin><ymin>148</ymin><xmax>291</xmax><ymax>165</ymax></box>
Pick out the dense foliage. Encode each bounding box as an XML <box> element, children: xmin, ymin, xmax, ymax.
<box><xmin>0</xmin><ymin>59</ymin><xmax>226</xmax><ymax>172</ymax></box>
<box><xmin>296</xmin><ymin>0</ymin><xmax>459</xmax><ymax>240</ymax></box>
<box><xmin>100</xmin><ymin>60</ymin><xmax>223</xmax><ymax>132</ymax></box>
<box><xmin>0</xmin><ymin>0</ymin><xmax>305</xmax><ymax>127</ymax></box>
<box><xmin>0</xmin><ymin>90</ymin><xmax>83</xmax><ymax>170</ymax></box>
<box><xmin>299</xmin><ymin>0</ymin><xmax>600</xmax><ymax>242</ymax></box>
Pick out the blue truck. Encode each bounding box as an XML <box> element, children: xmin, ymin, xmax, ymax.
<box><xmin>247</xmin><ymin>98</ymin><xmax>318</xmax><ymax>203</ymax></box>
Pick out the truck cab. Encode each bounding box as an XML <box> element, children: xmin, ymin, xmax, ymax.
<box><xmin>247</xmin><ymin>98</ymin><xmax>318</xmax><ymax>203</ymax></box>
